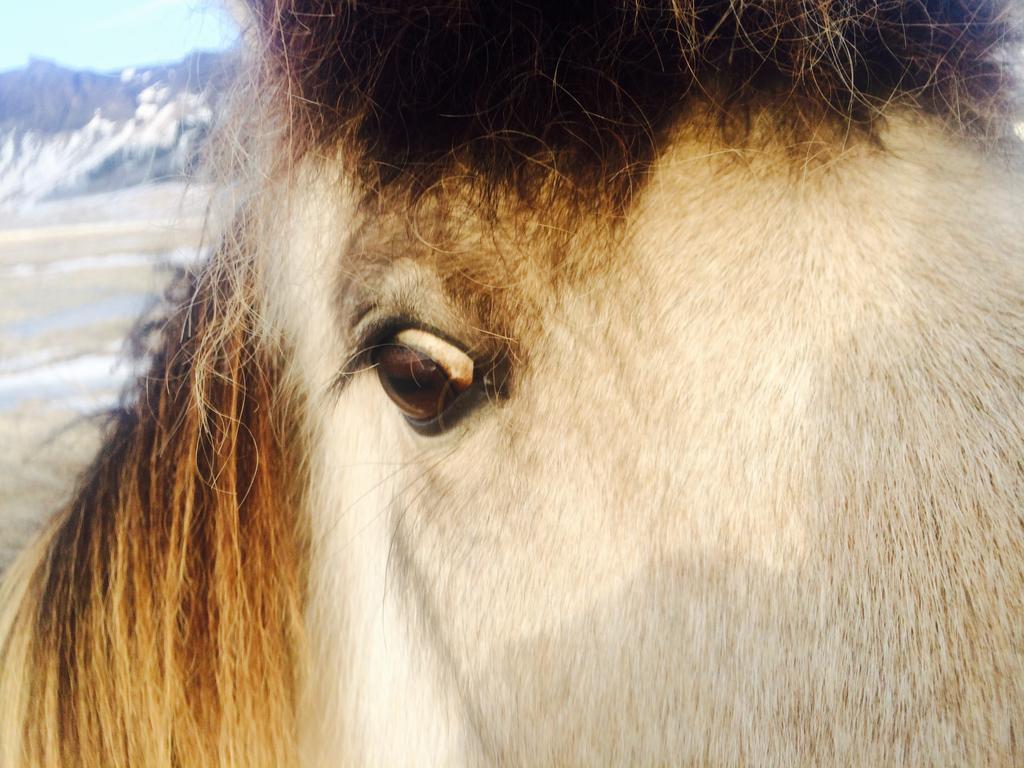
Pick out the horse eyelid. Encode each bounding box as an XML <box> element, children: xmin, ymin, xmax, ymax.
<box><xmin>393</xmin><ymin>329</ymin><xmax>473</xmax><ymax>387</ymax></box>
<box><xmin>339</xmin><ymin>316</ymin><xmax>476</xmax><ymax>383</ymax></box>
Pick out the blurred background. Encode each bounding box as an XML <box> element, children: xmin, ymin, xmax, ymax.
<box><xmin>0</xmin><ymin>1</ymin><xmax>238</xmax><ymax>567</ymax></box>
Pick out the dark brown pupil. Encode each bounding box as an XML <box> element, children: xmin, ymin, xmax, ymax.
<box><xmin>375</xmin><ymin>343</ymin><xmax>460</xmax><ymax>421</ymax></box>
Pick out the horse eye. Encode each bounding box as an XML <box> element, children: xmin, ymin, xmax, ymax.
<box><xmin>372</xmin><ymin>329</ymin><xmax>474</xmax><ymax>425</ymax></box>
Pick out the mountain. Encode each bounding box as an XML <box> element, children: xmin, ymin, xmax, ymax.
<box><xmin>0</xmin><ymin>52</ymin><xmax>232</xmax><ymax>208</ymax></box>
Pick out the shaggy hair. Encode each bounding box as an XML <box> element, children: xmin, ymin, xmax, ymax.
<box><xmin>0</xmin><ymin>2</ymin><xmax>1021</xmax><ymax>765</ymax></box>
<box><xmin>252</xmin><ymin>0</ymin><xmax>1023</xmax><ymax>200</ymax></box>
<box><xmin>0</xmin><ymin>232</ymin><xmax>309</xmax><ymax>765</ymax></box>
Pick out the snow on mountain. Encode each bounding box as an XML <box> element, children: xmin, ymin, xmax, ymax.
<box><xmin>0</xmin><ymin>52</ymin><xmax>231</xmax><ymax>210</ymax></box>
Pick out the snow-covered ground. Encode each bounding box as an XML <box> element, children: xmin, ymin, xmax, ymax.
<box><xmin>0</xmin><ymin>183</ymin><xmax>210</xmax><ymax>568</ymax></box>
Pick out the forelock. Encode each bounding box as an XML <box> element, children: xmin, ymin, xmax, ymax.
<box><xmin>246</xmin><ymin>1</ymin><xmax>1023</xmax><ymax>204</ymax></box>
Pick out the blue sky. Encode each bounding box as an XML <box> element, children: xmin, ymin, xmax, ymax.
<box><xmin>0</xmin><ymin>0</ymin><xmax>238</xmax><ymax>73</ymax></box>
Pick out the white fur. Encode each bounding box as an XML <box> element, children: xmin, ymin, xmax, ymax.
<box><xmin>266</xmin><ymin>116</ymin><xmax>1024</xmax><ymax>764</ymax></box>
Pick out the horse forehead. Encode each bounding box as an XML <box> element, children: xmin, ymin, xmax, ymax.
<box><xmin>307</xmin><ymin>114</ymin><xmax>995</xmax><ymax>356</ymax></box>
<box><xmin>336</xmin><ymin>131</ymin><xmax>843</xmax><ymax>284</ymax></box>
<box><xmin>331</xmin><ymin>162</ymin><xmax>693</xmax><ymax>324</ymax></box>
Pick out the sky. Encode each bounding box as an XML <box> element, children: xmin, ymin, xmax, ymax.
<box><xmin>0</xmin><ymin>0</ymin><xmax>239</xmax><ymax>73</ymax></box>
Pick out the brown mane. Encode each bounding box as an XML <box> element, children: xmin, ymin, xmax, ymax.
<box><xmin>0</xmin><ymin>232</ymin><xmax>308</xmax><ymax>765</ymax></box>
<box><xmin>253</xmin><ymin>0</ymin><xmax>1023</xmax><ymax>201</ymax></box>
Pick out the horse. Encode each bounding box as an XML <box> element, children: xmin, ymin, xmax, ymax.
<box><xmin>1</xmin><ymin>1</ymin><xmax>1022</xmax><ymax>764</ymax></box>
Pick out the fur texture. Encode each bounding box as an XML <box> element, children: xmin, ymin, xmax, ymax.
<box><xmin>0</xmin><ymin>234</ymin><xmax>308</xmax><ymax>766</ymax></box>
<box><xmin>269</xmin><ymin>119</ymin><xmax>1024</xmax><ymax>765</ymax></box>
<box><xmin>0</xmin><ymin>2</ymin><xmax>1022</xmax><ymax>766</ymax></box>
<box><xmin>251</xmin><ymin>0</ymin><xmax>1023</xmax><ymax>199</ymax></box>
